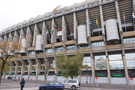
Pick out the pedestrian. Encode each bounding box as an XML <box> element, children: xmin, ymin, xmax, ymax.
<box><xmin>20</xmin><ymin>78</ymin><xmax>25</xmax><ymax>90</ymax></box>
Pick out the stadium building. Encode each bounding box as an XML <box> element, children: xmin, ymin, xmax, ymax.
<box><xmin>1</xmin><ymin>0</ymin><xmax>135</xmax><ymax>85</ymax></box>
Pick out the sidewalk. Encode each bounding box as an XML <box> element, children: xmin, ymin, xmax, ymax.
<box><xmin>1</xmin><ymin>87</ymin><xmax>39</xmax><ymax>90</ymax></box>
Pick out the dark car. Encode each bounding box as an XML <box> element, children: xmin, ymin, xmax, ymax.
<box><xmin>7</xmin><ymin>76</ymin><xmax>12</xmax><ymax>79</ymax></box>
<box><xmin>39</xmin><ymin>82</ymin><xmax>64</xmax><ymax>90</ymax></box>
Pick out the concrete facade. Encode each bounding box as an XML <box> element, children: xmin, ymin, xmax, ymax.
<box><xmin>1</xmin><ymin>0</ymin><xmax>135</xmax><ymax>85</ymax></box>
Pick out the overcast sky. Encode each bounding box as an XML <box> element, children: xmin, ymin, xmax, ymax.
<box><xmin>0</xmin><ymin>0</ymin><xmax>85</xmax><ymax>31</ymax></box>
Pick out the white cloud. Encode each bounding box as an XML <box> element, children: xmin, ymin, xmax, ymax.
<box><xmin>0</xmin><ymin>0</ymin><xmax>85</xmax><ymax>31</ymax></box>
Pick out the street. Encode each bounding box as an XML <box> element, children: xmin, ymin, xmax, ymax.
<box><xmin>0</xmin><ymin>79</ymin><xmax>134</xmax><ymax>90</ymax></box>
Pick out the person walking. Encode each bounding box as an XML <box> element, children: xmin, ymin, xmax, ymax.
<box><xmin>20</xmin><ymin>78</ymin><xmax>25</xmax><ymax>90</ymax></box>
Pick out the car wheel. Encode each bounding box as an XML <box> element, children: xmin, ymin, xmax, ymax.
<box><xmin>72</xmin><ymin>86</ymin><xmax>76</xmax><ymax>90</ymax></box>
<box><xmin>41</xmin><ymin>87</ymin><xmax>46</xmax><ymax>90</ymax></box>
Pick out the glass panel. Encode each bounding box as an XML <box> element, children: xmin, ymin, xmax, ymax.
<box><xmin>123</xmin><ymin>37</ymin><xmax>135</xmax><ymax>44</ymax></box>
<box><xmin>83</xmin><ymin>56</ymin><xmax>91</xmax><ymax>69</ymax></box>
<box><xmin>66</xmin><ymin>45</ymin><xmax>76</xmax><ymax>50</ymax></box>
<box><xmin>92</xmin><ymin>41</ymin><xmax>104</xmax><ymax>47</ymax></box>
<box><xmin>55</xmin><ymin>47</ymin><xmax>64</xmax><ymax>51</ymax></box>
<box><xmin>126</xmin><ymin>60</ymin><xmax>135</xmax><ymax>67</ymax></box>
<box><xmin>49</xmin><ymin>82</ymin><xmax>54</xmax><ymax>85</ymax></box>
<box><xmin>95</xmin><ymin>55</ymin><xmax>106</xmax><ymax>68</ymax></box>
<box><xmin>109</xmin><ymin>54</ymin><xmax>122</xmax><ymax>60</ymax></box>
<box><xmin>125</xmin><ymin>53</ymin><xmax>135</xmax><ymax>59</ymax></box>
<box><xmin>28</xmin><ymin>51</ymin><xmax>35</xmax><ymax>55</ymax></box>
<box><xmin>45</xmin><ymin>48</ymin><xmax>53</xmax><ymax>53</ymax></box>
<box><xmin>110</xmin><ymin>61</ymin><xmax>123</xmax><ymax>67</ymax></box>
<box><xmin>109</xmin><ymin>54</ymin><xmax>123</xmax><ymax>67</ymax></box>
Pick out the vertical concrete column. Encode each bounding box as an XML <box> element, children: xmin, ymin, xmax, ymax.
<box><xmin>121</xmin><ymin>48</ymin><xmax>129</xmax><ymax>85</ymax></box>
<box><xmin>73</xmin><ymin>12</ymin><xmax>78</xmax><ymax>40</ymax></box>
<box><xmin>9</xmin><ymin>63</ymin><xmax>13</xmax><ymax>77</ymax></box>
<box><xmin>104</xmin><ymin>41</ymin><xmax>111</xmax><ymax>84</ymax></box>
<box><xmin>99</xmin><ymin>0</ymin><xmax>105</xmax><ymax>35</ymax></box>
<box><xmin>36</xmin><ymin>59</ymin><xmax>41</xmax><ymax>81</ymax></box>
<box><xmin>99</xmin><ymin>0</ymin><xmax>111</xmax><ymax>84</ymax></box>
<box><xmin>42</xmin><ymin>21</ymin><xmax>47</xmax><ymax>44</ymax></box>
<box><xmin>4</xmin><ymin>34</ymin><xmax>8</xmax><ymax>41</ymax></box>
<box><xmin>91</xmin><ymin>53</ymin><xmax>95</xmax><ymax>84</ymax></box>
<box><xmin>73</xmin><ymin>12</ymin><xmax>79</xmax><ymax>81</ymax></box>
<box><xmin>8</xmin><ymin>33</ymin><xmax>13</xmax><ymax>41</ymax></box>
<box><xmin>0</xmin><ymin>36</ymin><xmax>3</xmax><ymax>43</ymax></box>
<box><xmin>28</xmin><ymin>60</ymin><xmax>32</xmax><ymax>81</ymax></box>
<box><xmin>115</xmin><ymin>0</ymin><xmax>129</xmax><ymax>85</ymax></box>
<box><xmin>15</xmin><ymin>61</ymin><xmax>19</xmax><ymax>79</ymax></box>
<box><xmin>33</xmin><ymin>24</ymin><xmax>40</xmax><ymax>47</ymax></box>
<box><xmin>20</xmin><ymin>60</ymin><xmax>26</xmax><ymax>80</ymax></box>
<box><xmin>51</xmin><ymin>19</ymin><xmax>56</xmax><ymax>43</ymax></box>
<box><xmin>62</xmin><ymin>16</ymin><xmax>67</xmax><ymax>41</ymax></box>
<box><xmin>26</xmin><ymin>26</ymin><xmax>32</xmax><ymax>48</ymax></box>
<box><xmin>86</xmin><ymin>9</ymin><xmax>91</xmax><ymax>37</ymax></box>
<box><xmin>13</xmin><ymin>31</ymin><xmax>19</xmax><ymax>42</ymax></box>
<box><xmin>19</xmin><ymin>28</ymin><xmax>26</xmax><ymax>44</ymax></box>
<box><xmin>115</xmin><ymin>0</ymin><xmax>122</xmax><ymax>32</ymax></box>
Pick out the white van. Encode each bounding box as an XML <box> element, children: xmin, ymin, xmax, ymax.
<box><xmin>62</xmin><ymin>80</ymin><xmax>80</xmax><ymax>90</ymax></box>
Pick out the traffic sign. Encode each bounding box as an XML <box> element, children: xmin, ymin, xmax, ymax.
<box><xmin>54</xmin><ymin>73</ymin><xmax>57</xmax><ymax>75</ymax></box>
<box><xmin>130</xmin><ymin>77</ymin><xmax>133</xmax><ymax>80</ymax></box>
<box><xmin>95</xmin><ymin>76</ymin><xmax>98</xmax><ymax>79</ymax></box>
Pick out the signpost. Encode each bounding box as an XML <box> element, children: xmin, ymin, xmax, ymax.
<box><xmin>95</xmin><ymin>76</ymin><xmax>98</xmax><ymax>88</ymax></box>
<box><xmin>95</xmin><ymin>76</ymin><xmax>98</xmax><ymax>79</ymax></box>
<box><xmin>130</xmin><ymin>77</ymin><xmax>133</xmax><ymax>90</ymax></box>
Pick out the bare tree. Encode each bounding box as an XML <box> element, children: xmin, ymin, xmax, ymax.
<box><xmin>0</xmin><ymin>41</ymin><xmax>21</xmax><ymax>85</ymax></box>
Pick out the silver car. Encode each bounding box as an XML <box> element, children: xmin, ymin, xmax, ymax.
<box><xmin>62</xmin><ymin>80</ymin><xmax>80</xmax><ymax>90</ymax></box>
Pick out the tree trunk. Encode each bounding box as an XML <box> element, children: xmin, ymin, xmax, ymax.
<box><xmin>0</xmin><ymin>61</ymin><xmax>6</xmax><ymax>85</ymax></box>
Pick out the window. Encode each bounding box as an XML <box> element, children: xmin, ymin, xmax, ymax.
<box><xmin>125</xmin><ymin>53</ymin><xmax>135</xmax><ymax>67</ymax></box>
<box><xmin>68</xmin><ymin>80</ymin><xmax>77</xmax><ymax>83</ymax></box>
<box><xmin>45</xmin><ymin>48</ymin><xmax>53</xmax><ymax>53</ymax></box>
<box><xmin>48</xmin><ymin>82</ymin><xmax>54</xmax><ymax>85</ymax></box>
<box><xmin>78</xmin><ymin>45</ymin><xmax>89</xmax><ymax>49</ymax></box>
<box><xmin>95</xmin><ymin>55</ymin><xmax>106</xmax><ymax>68</ymax></box>
<box><xmin>109</xmin><ymin>54</ymin><xmax>123</xmax><ymax>68</ymax></box>
<box><xmin>54</xmin><ymin>82</ymin><xmax>62</xmax><ymax>85</ymax></box>
<box><xmin>123</xmin><ymin>38</ymin><xmax>135</xmax><ymax>44</ymax></box>
<box><xmin>66</xmin><ymin>45</ymin><xmax>76</xmax><ymax>50</ymax></box>
<box><xmin>83</xmin><ymin>56</ymin><xmax>91</xmax><ymax>69</ymax></box>
<box><xmin>125</xmin><ymin>53</ymin><xmax>135</xmax><ymax>59</ymax></box>
<box><xmin>28</xmin><ymin>51</ymin><xmax>35</xmax><ymax>55</ymax></box>
<box><xmin>55</xmin><ymin>47</ymin><xmax>64</xmax><ymax>51</ymax></box>
<box><xmin>37</xmin><ymin>51</ymin><xmax>43</xmax><ymax>54</ymax></box>
<box><xmin>92</xmin><ymin>41</ymin><xmax>104</xmax><ymax>47</ymax></box>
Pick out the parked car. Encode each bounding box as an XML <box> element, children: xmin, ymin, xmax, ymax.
<box><xmin>39</xmin><ymin>82</ymin><xmax>64</xmax><ymax>90</ymax></box>
<box><xmin>62</xmin><ymin>80</ymin><xmax>80</xmax><ymax>90</ymax></box>
<box><xmin>7</xmin><ymin>76</ymin><xmax>12</xmax><ymax>79</ymax></box>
